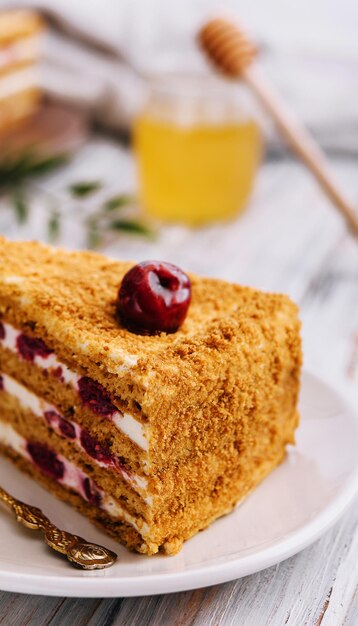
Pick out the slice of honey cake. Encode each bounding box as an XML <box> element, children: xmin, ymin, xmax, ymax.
<box><xmin>0</xmin><ymin>10</ymin><xmax>43</xmax><ymax>133</ymax></box>
<box><xmin>0</xmin><ymin>237</ymin><xmax>302</xmax><ymax>555</ymax></box>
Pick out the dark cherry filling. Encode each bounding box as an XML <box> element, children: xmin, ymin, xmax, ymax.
<box><xmin>77</xmin><ymin>376</ymin><xmax>117</xmax><ymax>417</ymax></box>
<box><xmin>44</xmin><ymin>410</ymin><xmax>76</xmax><ymax>440</ymax></box>
<box><xmin>82</xmin><ymin>477</ymin><xmax>102</xmax><ymax>506</ymax></box>
<box><xmin>116</xmin><ymin>457</ymin><xmax>131</xmax><ymax>476</ymax></box>
<box><xmin>0</xmin><ymin>322</ymin><xmax>5</xmax><ymax>340</ymax></box>
<box><xmin>0</xmin><ymin>375</ymin><xmax>3</xmax><ymax>391</ymax></box>
<box><xmin>27</xmin><ymin>442</ymin><xmax>65</xmax><ymax>480</ymax></box>
<box><xmin>52</xmin><ymin>366</ymin><xmax>64</xmax><ymax>382</ymax></box>
<box><xmin>17</xmin><ymin>333</ymin><xmax>53</xmax><ymax>362</ymax></box>
<box><xmin>80</xmin><ymin>430</ymin><xmax>112</xmax><ymax>465</ymax></box>
<box><xmin>59</xmin><ymin>419</ymin><xmax>76</xmax><ymax>440</ymax></box>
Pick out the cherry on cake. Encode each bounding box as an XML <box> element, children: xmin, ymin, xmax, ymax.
<box><xmin>0</xmin><ymin>237</ymin><xmax>302</xmax><ymax>555</ymax></box>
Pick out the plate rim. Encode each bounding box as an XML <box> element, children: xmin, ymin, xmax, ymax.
<box><xmin>1</xmin><ymin>370</ymin><xmax>358</xmax><ymax>598</ymax></box>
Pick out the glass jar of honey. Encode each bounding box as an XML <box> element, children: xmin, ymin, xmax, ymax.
<box><xmin>134</xmin><ymin>74</ymin><xmax>261</xmax><ymax>226</ymax></box>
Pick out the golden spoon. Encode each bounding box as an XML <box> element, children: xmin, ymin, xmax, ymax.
<box><xmin>198</xmin><ymin>18</ymin><xmax>358</xmax><ymax>238</ymax></box>
<box><xmin>0</xmin><ymin>484</ymin><xmax>117</xmax><ymax>570</ymax></box>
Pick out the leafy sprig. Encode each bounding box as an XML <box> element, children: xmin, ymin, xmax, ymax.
<box><xmin>11</xmin><ymin>188</ymin><xmax>28</xmax><ymax>224</ymax></box>
<box><xmin>0</xmin><ymin>153</ymin><xmax>68</xmax><ymax>236</ymax></box>
<box><xmin>84</xmin><ymin>191</ymin><xmax>154</xmax><ymax>249</ymax></box>
<box><xmin>0</xmin><ymin>153</ymin><xmax>68</xmax><ymax>189</ymax></box>
<box><xmin>69</xmin><ymin>181</ymin><xmax>102</xmax><ymax>197</ymax></box>
<box><xmin>0</xmin><ymin>153</ymin><xmax>154</xmax><ymax>247</ymax></box>
<box><xmin>103</xmin><ymin>195</ymin><xmax>133</xmax><ymax>211</ymax></box>
<box><xmin>48</xmin><ymin>210</ymin><xmax>61</xmax><ymax>242</ymax></box>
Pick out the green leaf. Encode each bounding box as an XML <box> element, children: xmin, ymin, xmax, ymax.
<box><xmin>103</xmin><ymin>195</ymin><xmax>133</xmax><ymax>212</ymax></box>
<box><xmin>48</xmin><ymin>211</ymin><xmax>60</xmax><ymax>242</ymax></box>
<box><xmin>26</xmin><ymin>154</ymin><xmax>68</xmax><ymax>176</ymax></box>
<box><xmin>109</xmin><ymin>219</ymin><xmax>153</xmax><ymax>237</ymax></box>
<box><xmin>0</xmin><ymin>154</ymin><xmax>33</xmax><ymax>187</ymax></box>
<box><xmin>0</xmin><ymin>152</ymin><xmax>68</xmax><ymax>189</ymax></box>
<box><xmin>11</xmin><ymin>188</ymin><xmax>28</xmax><ymax>224</ymax></box>
<box><xmin>87</xmin><ymin>226</ymin><xmax>102</xmax><ymax>249</ymax></box>
<box><xmin>69</xmin><ymin>181</ymin><xmax>102</xmax><ymax>198</ymax></box>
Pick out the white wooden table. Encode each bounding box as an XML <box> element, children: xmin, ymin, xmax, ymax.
<box><xmin>0</xmin><ymin>137</ymin><xmax>357</xmax><ymax>625</ymax></box>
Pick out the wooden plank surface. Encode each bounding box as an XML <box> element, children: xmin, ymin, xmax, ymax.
<box><xmin>0</xmin><ymin>139</ymin><xmax>357</xmax><ymax>625</ymax></box>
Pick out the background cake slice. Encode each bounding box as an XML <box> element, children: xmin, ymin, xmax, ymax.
<box><xmin>0</xmin><ymin>237</ymin><xmax>302</xmax><ymax>555</ymax></box>
<box><xmin>0</xmin><ymin>10</ymin><xmax>43</xmax><ymax>134</ymax></box>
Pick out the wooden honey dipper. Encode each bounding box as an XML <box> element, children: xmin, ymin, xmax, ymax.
<box><xmin>198</xmin><ymin>18</ymin><xmax>358</xmax><ymax>238</ymax></box>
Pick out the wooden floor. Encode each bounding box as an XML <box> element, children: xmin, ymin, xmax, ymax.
<box><xmin>0</xmin><ymin>139</ymin><xmax>357</xmax><ymax>624</ymax></box>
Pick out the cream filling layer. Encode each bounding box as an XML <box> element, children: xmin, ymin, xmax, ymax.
<box><xmin>0</xmin><ymin>66</ymin><xmax>39</xmax><ymax>100</ymax></box>
<box><xmin>0</xmin><ymin>323</ymin><xmax>149</xmax><ymax>451</ymax></box>
<box><xmin>0</xmin><ymin>372</ymin><xmax>151</xmax><ymax>502</ymax></box>
<box><xmin>0</xmin><ymin>419</ymin><xmax>150</xmax><ymax>538</ymax></box>
<box><xmin>0</xmin><ymin>36</ymin><xmax>41</xmax><ymax>70</ymax></box>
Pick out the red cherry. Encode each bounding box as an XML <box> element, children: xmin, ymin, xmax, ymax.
<box><xmin>117</xmin><ymin>261</ymin><xmax>191</xmax><ymax>334</ymax></box>
<box><xmin>44</xmin><ymin>410</ymin><xmax>76</xmax><ymax>440</ymax></box>
<box><xmin>80</xmin><ymin>429</ymin><xmax>112</xmax><ymax>465</ymax></box>
<box><xmin>27</xmin><ymin>442</ymin><xmax>65</xmax><ymax>480</ymax></box>
<box><xmin>82</xmin><ymin>477</ymin><xmax>102</xmax><ymax>506</ymax></box>
<box><xmin>17</xmin><ymin>333</ymin><xmax>53</xmax><ymax>362</ymax></box>
<box><xmin>78</xmin><ymin>376</ymin><xmax>117</xmax><ymax>417</ymax></box>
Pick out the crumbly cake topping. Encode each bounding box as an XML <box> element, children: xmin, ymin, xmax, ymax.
<box><xmin>0</xmin><ymin>238</ymin><xmax>296</xmax><ymax>376</ymax></box>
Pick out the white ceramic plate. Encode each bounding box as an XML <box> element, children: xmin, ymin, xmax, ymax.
<box><xmin>0</xmin><ymin>371</ymin><xmax>357</xmax><ymax>598</ymax></box>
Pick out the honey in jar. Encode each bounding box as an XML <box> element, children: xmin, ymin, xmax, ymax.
<box><xmin>134</xmin><ymin>75</ymin><xmax>261</xmax><ymax>226</ymax></box>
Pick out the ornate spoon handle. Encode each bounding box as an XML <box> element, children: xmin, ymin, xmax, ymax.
<box><xmin>0</xmin><ymin>485</ymin><xmax>117</xmax><ymax>570</ymax></box>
